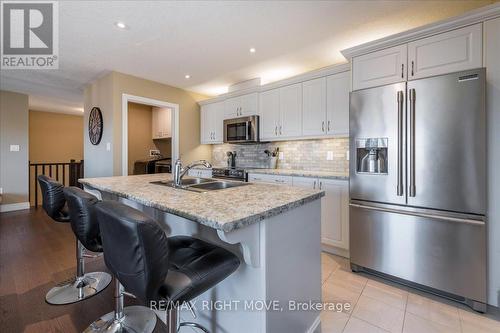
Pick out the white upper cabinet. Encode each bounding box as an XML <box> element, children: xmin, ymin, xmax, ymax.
<box><xmin>302</xmin><ymin>77</ymin><xmax>327</xmax><ymax>136</ymax></box>
<box><xmin>352</xmin><ymin>44</ymin><xmax>407</xmax><ymax>90</ymax></box>
<box><xmin>152</xmin><ymin>107</ymin><xmax>171</xmax><ymax>139</ymax></box>
<box><xmin>326</xmin><ymin>71</ymin><xmax>350</xmax><ymax>136</ymax></box>
<box><xmin>224</xmin><ymin>97</ymin><xmax>240</xmax><ymax>119</ymax></box>
<box><xmin>240</xmin><ymin>93</ymin><xmax>259</xmax><ymax>116</ymax></box>
<box><xmin>260</xmin><ymin>84</ymin><xmax>303</xmax><ymax>141</ymax></box>
<box><xmin>200</xmin><ymin>101</ymin><xmax>224</xmax><ymax>144</ymax></box>
<box><xmin>408</xmin><ymin>23</ymin><xmax>482</xmax><ymax>80</ymax></box>
<box><xmin>259</xmin><ymin>89</ymin><xmax>281</xmax><ymax>140</ymax></box>
<box><xmin>279</xmin><ymin>83</ymin><xmax>302</xmax><ymax>138</ymax></box>
<box><xmin>259</xmin><ymin>73</ymin><xmax>349</xmax><ymax>140</ymax></box>
<box><xmin>224</xmin><ymin>93</ymin><xmax>259</xmax><ymax>119</ymax></box>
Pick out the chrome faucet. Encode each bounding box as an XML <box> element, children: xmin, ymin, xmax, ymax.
<box><xmin>173</xmin><ymin>159</ymin><xmax>212</xmax><ymax>187</ymax></box>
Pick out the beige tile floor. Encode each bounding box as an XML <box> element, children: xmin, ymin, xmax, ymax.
<box><xmin>320</xmin><ymin>252</ymin><xmax>500</xmax><ymax>333</ymax></box>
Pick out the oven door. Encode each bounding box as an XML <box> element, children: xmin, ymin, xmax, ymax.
<box><xmin>224</xmin><ymin>116</ymin><xmax>259</xmax><ymax>143</ymax></box>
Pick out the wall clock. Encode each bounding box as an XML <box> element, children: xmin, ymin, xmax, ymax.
<box><xmin>88</xmin><ymin>107</ymin><xmax>103</xmax><ymax>145</ymax></box>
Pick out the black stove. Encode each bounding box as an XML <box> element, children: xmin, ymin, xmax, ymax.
<box><xmin>212</xmin><ymin>167</ymin><xmax>247</xmax><ymax>181</ymax></box>
<box><xmin>212</xmin><ymin>167</ymin><xmax>266</xmax><ymax>182</ymax></box>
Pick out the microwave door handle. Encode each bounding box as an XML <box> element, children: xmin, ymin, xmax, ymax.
<box><xmin>397</xmin><ymin>90</ymin><xmax>404</xmax><ymax>196</ymax></box>
<box><xmin>246</xmin><ymin>121</ymin><xmax>250</xmax><ymax>141</ymax></box>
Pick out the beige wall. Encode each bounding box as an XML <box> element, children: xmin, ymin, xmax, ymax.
<box><xmin>29</xmin><ymin>110</ymin><xmax>83</xmax><ymax>163</ymax></box>
<box><xmin>83</xmin><ymin>73</ymin><xmax>114</xmax><ymax>177</ymax></box>
<box><xmin>0</xmin><ymin>90</ymin><xmax>29</xmax><ymax>207</ymax></box>
<box><xmin>127</xmin><ymin>102</ymin><xmax>171</xmax><ymax>175</ymax></box>
<box><xmin>84</xmin><ymin>71</ymin><xmax>211</xmax><ymax>177</ymax></box>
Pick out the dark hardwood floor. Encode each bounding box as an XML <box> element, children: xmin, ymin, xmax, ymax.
<box><xmin>0</xmin><ymin>208</ymin><xmax>165</xmax><ymax>333</ymax></box>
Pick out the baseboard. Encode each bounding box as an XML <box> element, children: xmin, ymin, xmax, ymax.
<box><xmin>306</xmin><ymin>314</ymin><xmax>321</xmax><ymax>333</ymax></box>
<box><xmin>0</xmin><ymin>202</ymin><xmax>30</xmax><ymax>212</ymax></box>
<box><xmin>322</xmin><ymin>243</ymin><xmax>350</xmax><ymax>258</ymax></box>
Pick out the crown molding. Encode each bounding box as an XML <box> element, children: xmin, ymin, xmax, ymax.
<box><xmin>198</xmin><ymin>62</ymin><xmax>350</xmax><ymax>106</ymax></box>
<box><xmin>341</xmin><ymin>3</ymin><xmax>500</xmax><ymax>59</ymax></box>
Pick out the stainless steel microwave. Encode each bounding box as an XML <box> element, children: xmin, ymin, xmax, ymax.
<box><xmin>223</xmin><ymin>116</ymin><xmax>259</xmax><ymax>143</ymax></box>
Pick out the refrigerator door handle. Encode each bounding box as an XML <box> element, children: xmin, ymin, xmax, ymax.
<box><xmin>397</xmin><ymin>90</ymin><xmax>404</xmax><ymax>196</ymax></box>
<box><xmin>349</xmin><ymin>203</ymin><xmax>485</xmax><ymax>226</ymax></box>
<box><xmin>409</xmin><ymin>88</ymin><xmax>416</xmax><ymax>197</ymax></box>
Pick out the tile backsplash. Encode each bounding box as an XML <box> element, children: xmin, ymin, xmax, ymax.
<box><xmin>212</xmin><ymin>137</ymin><xmax>349</xmax><ymax>174</ymax></box>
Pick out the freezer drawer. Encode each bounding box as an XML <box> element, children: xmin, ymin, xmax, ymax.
<box><xmin>349</xmin><ymin>203</ymin><xmax>486</xmax><ymax>303</ymax></box>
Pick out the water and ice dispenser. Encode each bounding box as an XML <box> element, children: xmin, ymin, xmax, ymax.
<box><xmin>356</xmin><ymin>138</ymin><xmax>388</xmax><ymax>174</ymax></box>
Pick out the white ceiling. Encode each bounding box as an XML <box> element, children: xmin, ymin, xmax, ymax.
<box><xmin>0</xmin><ymin>0</ymin><xmax>495</xmax><ymax>114</ymax></box>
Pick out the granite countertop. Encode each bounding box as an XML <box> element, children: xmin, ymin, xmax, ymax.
<box><xmin>246</xmin><ymin>168</ymin><xmax>349</xmax><ymax>180</ymax></box>
<box><xmin>79</xmin><ymin>174</ymin><xmax>324</xmax><ymax>232</ymax></box>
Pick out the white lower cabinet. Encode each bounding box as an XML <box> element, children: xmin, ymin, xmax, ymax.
<box><xmin>292</xmin><ymin>176</ymin><xmax>349</xmax><ymax>252</ymax></box>
<box><xmin>187</xmin><ymin>169</ymin><xmax>213</xmax><ymax>178</ymax></box>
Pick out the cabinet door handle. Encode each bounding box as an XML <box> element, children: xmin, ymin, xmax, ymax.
<box><xmin>279</xmin><ymin>125</ymin><xmax>282</xmax><ymax>135</ymax></box>
<box><xmin>401</xmin><ymin>64</ymin><xmax>404</xmax><ymax>78</ymax></box>
<box><xmin>275</xmin><ymin>126</ymin><xmax>278</xmax><ymax>136</ymax></box>
<box><xmin>313</xmin><ymin>180</ymin><xmax>316</xmax><ymax>189</ymax></box>
<box><xmin>411</xmin><ymin>61</ymin><xmax>414</xmax><ymax>76</ymax></box>
<box><xmin>322</xmin><ymin>121</ymin><xmax>325</xmax><ymax>132</ymax></box>
<box><xmin>327</xmin><ymin>120</ymin><xmax>331</xmax><ymax>132</ymax></box>
<box><xmin>319</xmin><ymin>181</ymin><xmax>323</xmax><ymax>190</ymax></box>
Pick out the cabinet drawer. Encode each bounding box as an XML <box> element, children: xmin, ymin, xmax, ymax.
<box><xmin>352</xmin><ymin>44</ymin><xmax>407</xmax><ymax>90</ymax></box>
<box><xmin>292</xmin><ymin>176</ymin><xmax>318</xmax><ymax>189</ymax></box>
<box><xmin>248</xmin><ymin>173</ymin><xmax>292</xmax><ymax>185</ymax></box>
<box><xmin>408</xmin><ymin>23</ymin><xmax>482</xmax><ymax>80</ymax></box>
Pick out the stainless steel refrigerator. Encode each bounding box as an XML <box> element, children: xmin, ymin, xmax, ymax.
<box><xmin>349</xmin><ymin>68</ymin><xmax>486</xmax><ymax>312</ymax></box>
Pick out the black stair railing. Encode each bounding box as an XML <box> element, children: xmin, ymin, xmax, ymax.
<box><xmin>29</xmin><ymin>159</ymin><xmax>84</xmax><ymax>207</ymax></box>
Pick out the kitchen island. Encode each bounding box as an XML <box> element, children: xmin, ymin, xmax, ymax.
<box><xmin>80</xmin><ymin>173</ymin><xmax>324</xmax><ymax>333</ymax></box>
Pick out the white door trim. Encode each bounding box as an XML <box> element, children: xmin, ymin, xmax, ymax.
<box><xmin>121</xmin><ymin>94</ymin><xmax>179</xmax><ymax>176</ymax></box>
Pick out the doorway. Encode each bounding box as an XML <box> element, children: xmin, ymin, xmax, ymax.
<box><xmin>121</xmin><ymin>94</ymin><xmax>179</xmax><ymax>176</ymax></box>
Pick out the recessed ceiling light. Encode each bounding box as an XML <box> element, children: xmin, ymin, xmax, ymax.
<box><xmin>115</xmin><ymin>22</ymin><xmax>127</xmax><ymax>29</ymax></box>
<box><xmin>185</xmin><ymin>74</ymin><xmax>191</xmax><ymax>79</ymax></box>
<box><xmin>249</xmin><ymin>48</ymin><xmax>256</xmax><ymax>53</ymax></box>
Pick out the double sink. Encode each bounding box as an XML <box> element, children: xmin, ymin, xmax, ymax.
<box><xmin>151</xmin><ymin>177</ymin><xmax>250</xmax><ymax>193</ymax></box>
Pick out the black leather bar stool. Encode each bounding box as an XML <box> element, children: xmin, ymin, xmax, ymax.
<box><xmin>37</xmin><ymin>176</ymin><xmax>111</xmax><ymax>305</ymax></box>
<box><xmin>87</xmin><ymin>201</ymin><xmax>240</xmax><ymax>333</ymax></box>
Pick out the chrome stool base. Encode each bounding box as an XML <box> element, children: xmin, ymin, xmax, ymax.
<box><xmin>179</xmin><ymin>322</ymin><xmax>209</xmax><ymax>332</ymax></box>
<box><xmin>45</xmin><ymin>271</ymin><xmax>112</xmax><ymax>305</ymax></box>
<box><xmin>84</xmin><ymin>305</ymin><xmax>157</xmax><ymax>333</ymax></box>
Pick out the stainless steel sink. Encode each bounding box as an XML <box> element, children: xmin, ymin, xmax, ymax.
<box><xmin>151</xmin><ymin>178</ymin><xmax>249</xmax><ymax>192</ymax></box>
<box><xmin>150</xmin><ymin>178</ymin><xmax>213</xmax><ymax>187</ymax></box>
<box><xmin>187</xmin><ymin>181</ymin><xmax>249</xmax><ymax>192</ymax></box>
